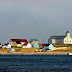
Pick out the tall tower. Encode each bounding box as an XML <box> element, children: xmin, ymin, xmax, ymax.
<box><xmin>66</xmin><ymin>31</ymin><xmax>70</xmax><ymax>37</ymax></box>
<box><xmin>66</xmin><ymin>31</ymin><xmax>70</xmax><ymax>44</ymax></box>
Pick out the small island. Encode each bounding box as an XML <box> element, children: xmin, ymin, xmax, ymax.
<box><xmin>0</xmin><ymin>31</ymin><xmax>72</xmax><ymax>55</ymax></box>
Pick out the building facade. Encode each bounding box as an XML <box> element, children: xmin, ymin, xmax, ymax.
<box><xmin>48</xmin><ymin>31</ymin><xmax>72</xmax><ymax>44</ymax></box>
<box><xmin>64</xmin><ymin>31</ymin><xmax>72</xmax><ymax>44</ymax></box>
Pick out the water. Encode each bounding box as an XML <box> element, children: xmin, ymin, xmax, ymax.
<box><xmin>0</xmin><ymin>55</ymin><xmax>72</xmax><ymax>72</ymax></box>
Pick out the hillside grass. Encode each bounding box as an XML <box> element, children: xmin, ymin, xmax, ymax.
<box><xmin>0</xmin><ymin>48</ymin><xmax>38</xmax><ymax>52</ymax></box>
<box><xmin>53</xmin><ymin>44</ymin><xmax>72</xmax><ymax>47</ymax></box>
<box><xmin>52</xmin><ymin>47</ymin><xmax>72</xmax><ymax>52</ymax></box>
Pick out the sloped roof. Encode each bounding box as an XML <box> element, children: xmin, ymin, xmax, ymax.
<box><xmin>30</xmin><ymin>39</ymin><xmax>38</xmax><ymax>43</ymax></box>
<box><xmin>11</xmin><ymin>39</ymin><xmax>28</xmax><ymax>42</ymax></box>
<box><xmin>23</xmin><ymin>42</ymin><xmax>29</xmax><ymax>46</ymax></box>
<box><xmin>50</xmin><ymin>35</ymin><xmax>66</xmax><ymax>39</ymax></box>
<box><xmin>42</xmin><ymin>44</ymin><xmax>50</xmax><ymax>46</ymax></box>
<box><xmin>42</xmin><ymin>44</ymin><xmax>47</xmax><ymax>46</ymax></box>
<box><xmin>16</xmin><ymin>41</ymin><xmax>21</xmax><ymax>44</ymax></box>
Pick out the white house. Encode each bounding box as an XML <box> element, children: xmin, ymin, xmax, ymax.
<box><xmin>48</xmin><ymin>31</ymin><xmax>72</xmax><ymax>44</ymax></box>
<box><xmin>2</xmin><ymin>43</ymin><xmax>11</xmax><ymax>49</ymax></box>
<box><xmin>22</xmin><ymin>42</ymin><xmax>32</xmax><ymax>48</ymax></box>
<box><xmin>0</xmin><ymin>43</ymin><xmax>2</xmax><ymax>47</ymax></box>
<box><xmin>7</xmin><ymin>44</ymin><xmax>11</xmax><ymax>48</ymax></box>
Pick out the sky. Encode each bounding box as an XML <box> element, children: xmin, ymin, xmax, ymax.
<box><xmin>0</xmin><ymin>0</ymin><xmax>72</xmax><ymax>44</ymax></box>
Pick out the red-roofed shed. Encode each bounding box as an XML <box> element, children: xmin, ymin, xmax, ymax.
<box><xmin>42</xmin><ymin>44</ymin><xmax>47</xmax><ymax>46</ymax></box>
<box><xmin>9</xmin><ymin>39</ymin><xmax>28</xmax><ymax>46</ymax></box>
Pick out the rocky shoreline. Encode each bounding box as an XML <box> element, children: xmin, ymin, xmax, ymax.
<box><xmin>0</xmin><ymin>51</ymin><xmax>71</xmax><ymax>55</ymax></box>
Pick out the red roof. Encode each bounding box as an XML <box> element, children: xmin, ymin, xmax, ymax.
<box><xmin>42</xmin><ymin>44</ymin><xmax>47</xmax><ymax>46</ymax></box>
<box><xmin>23</xmin><ymin>42</ymin><xmax>29</xmax><ymax>46</ymax></box>
<box><xmin>11</xmin><ymin>39</ymin><xmax>28</xmax><ymax>42</ymax></box>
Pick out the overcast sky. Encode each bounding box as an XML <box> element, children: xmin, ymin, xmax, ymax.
<box><xmin>0</xmin><ymin>0</ymin><xmax>72</xmax><ymax>44</ymax></box>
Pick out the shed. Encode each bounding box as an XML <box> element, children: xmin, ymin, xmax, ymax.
<box><xmin>22</xmin><ymin>42</ymin><xmax>32</xmax><ymax>48</ymax></box>
<box><xmin>33</xmin><ymin>43</ymin><xmax>39</xmax><ymax>48</ymax></box>
<box><xmin>48</xmin><ymin>44</ymin><xmax>54</xmax><ymax>50</ymax></box>
<box><xmin>41</xmin><ymin>44</ymin><xmax>50</xmax><ymax>49</ymax></box>
<box><xmin>9</xmin><ymin>48</ymin><xmax>15</xmax><ymax>52</ymax></box>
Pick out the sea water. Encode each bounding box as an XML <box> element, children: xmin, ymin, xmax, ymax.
<box><xmin>0</xmin><ymin>55</ymin><xmax>72</xmax><ymax>72</ymax></box>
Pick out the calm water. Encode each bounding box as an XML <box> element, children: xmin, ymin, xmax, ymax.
<box><xmin>0</xmin><ymin>55</ymin><xmax>72</xmax><ymax>72</ymax></box>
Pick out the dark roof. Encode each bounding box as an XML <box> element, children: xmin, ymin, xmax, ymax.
<box><xmin>16</xmin><ymin>41</ymin><xmax>21</xmax><ymax>44</ymax></box>
<box><xmin>11</xmin><ymin>39</ymin><xmax>28</xmax><ymax>42</ymax></box>
<box><xmin>30</xmin><ymin>39</ymin><xmax>38</xmax><ymax>43</ymax></box>
<box><xmin>46</xmin><ymin>44</ymin><xmax>50</xmax><ymax>46</ymax></box>
<box><xmin>4</xmin><ymin>43</ymin><xmax>9</xmax><ymax>45</ymax></box>
<box><xmin>66</xmin><ymin>31</ymin><xmax>70</xmax><ymax>33</ymax></box>
<box><xmin>50</xmin><ymin>35</ymin><xmax>66</xmax><ymax>39</ymax></box>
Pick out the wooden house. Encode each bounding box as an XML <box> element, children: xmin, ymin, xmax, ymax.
<box><xmin>13</xmin><ymin>41</ymin><xmax>22</xmax><ymax>47</ymax></box>
<box><xmin>9</xmin><ymin>39</ymin><xmax>28</xmax><ymax>46</ymax></box>
<box><xmin>30</xmin><ymin>39</ymin><xmax>39</xmax><ymax>44</ymax></box>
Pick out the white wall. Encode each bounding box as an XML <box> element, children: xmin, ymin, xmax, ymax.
<box><xmin>64</xmin><ymin>37</ymin><xmax>72</xmax><ymax>44</ymax></box>
<box><xmin>64</xmin><ymin>33</ymin><xmax>72</xmax><ymax>44</ymax></box>
<box><xmin>22</xmin><ymin>43</ymin><xmax>31</xmax><ymax>48</ymax></box>
<box><xmin>20</xmin><ymin>42</ymin><xmax>25</xmax><ymax>45</ymax></box>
